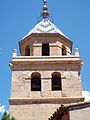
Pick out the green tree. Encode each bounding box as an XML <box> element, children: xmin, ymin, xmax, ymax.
<box><xmin>11</xmin><ymin>117</ymin><xmax>16</xmax><ymax>120</ymax></box>
<box><xmin>1</xmin><ymin>111</ymin><xmax>16</xmax><ymax>120</ymax></box>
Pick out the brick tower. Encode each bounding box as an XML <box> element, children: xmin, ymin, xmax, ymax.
<box><xmin>9</xmin><ymin>0</ymin><xmax>84</xmax><ymax>120</ymax></box>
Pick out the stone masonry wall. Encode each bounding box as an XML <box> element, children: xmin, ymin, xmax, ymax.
<box><xmin>20</xmin><ymin>36</ymin><xmax>71</xmax><ymax>56</ymax></box>
<box><xmin>11</xmin><ymin>63</ymin><xmax>82</xmax><ymax>98</ymax></box>
<box><xmin>70</xmin><ymin>107</ymin><xmax>90</xmax><ymax>120</ymax></box>
<box><xmin>10</xmin><ymin>103</ymin><xmax>61</xmax><ymax>120</ymax></box>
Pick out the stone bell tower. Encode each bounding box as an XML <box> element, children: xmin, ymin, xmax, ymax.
<box><xmin>9</xmin><ymin>0</ymin><xmax>84</xmax><ymax>120</ymax></box>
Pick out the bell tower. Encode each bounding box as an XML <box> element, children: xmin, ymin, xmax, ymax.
<box><xmin>9</xmin><ymin>0</ymin><xmax>84</xmax><ymax>120</ymax></box>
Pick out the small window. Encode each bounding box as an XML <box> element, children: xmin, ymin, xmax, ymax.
<box><xmin>42</xmin><ymin>43</ymin><xmax>49</xmax><ymax>56</ymax></box>
<box><xmin>52</xmin><ymin>72</ymin><xmax>62</xmax><ymax>91</ymax></box>
<box><xmin>62</xmin><ymin>45</ymin><xmax>67</xmax><ymax>55</ymax></box>
<box><xmin>25</xmin><ymin>46</ymin><xmax>30</xmax><ymax>56</ymax></box>
<box><xmin>31</xmin><ymin>72</ymin><xmax>41</xmax><ymax>91</ymax></box>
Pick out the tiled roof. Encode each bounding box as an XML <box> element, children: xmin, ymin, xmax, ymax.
<box><xmin>23</xmin><ymin>18</ymin><xmax>69</xmax><ymax>39</ymax></box>
<box><xmin>48</xmin><ymin>102</ymin><xmax>90</xmax><ymax>120</ymax></box>
<box><xmin>49</xmin><ymin>105</ymin><xmax>69</xmax><ymax>120</ymax></box>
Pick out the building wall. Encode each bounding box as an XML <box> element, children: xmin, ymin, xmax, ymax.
<box><xmin>70</xmin><ymin>107</ymin><xmax>90</xmax><ymax>120</ymax></box>
<box><xmin>10</xmin><ymin>33</ymin><xmax>83</xmax><ymax>120</ymax></box>
<box><xmin>11</xmin><ymin>63</ymin><xmax>82</xmax><ymax>99</ymax></box>
<box><xmin>20</xmin><ymin>36</ymin><xmax>72</xmax><ymax>56</ymax></box>
<box><xmin>10</xmin><ymin>103</ymin><xmax>61</xmax><ymax>120</ymax></box>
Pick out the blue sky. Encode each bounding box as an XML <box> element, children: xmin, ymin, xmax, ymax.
<box><xmin>0</xmin><ymin>0</ymin><xmax>90</xmax><ymax>118</ymax></box>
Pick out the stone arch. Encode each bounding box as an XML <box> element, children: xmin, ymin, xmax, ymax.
<box><xmin>25</xmin><ymin>45</ymin><xmax>30</xmax><ymax>56</ymax></box>
<box><xmin>31</xmin><ymin>72</ymin><xmax>41</xmax><ymax>91</ymax></box>
<box><xmin>51</xmin><ymin>72</ymin><xmax>62</xmax><ymax>91</ymax></box>
<box><xmin>42</xmin><ymin>43</ymin><xmax>50</xmax><ymax>56</ymax></box>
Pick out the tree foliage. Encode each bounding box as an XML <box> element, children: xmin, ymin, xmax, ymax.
<box><xmin>1</xmin><ymin>111</ymin><xmax>16</xmax><ymax>120</ymax></box>
<box><xmin>11</xmin><ymin>117</ymin><xmax>16</xmax><ymax>120</ymax></box>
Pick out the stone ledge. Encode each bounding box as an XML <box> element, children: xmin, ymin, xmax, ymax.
<box><xmin>12</xmin><ymin>56</ymin><xmax>80</xmax><ymax>60</ymax></box>
<box><xmin>19</xmin><ymin>33</ymin><xmax>72</xmax><ymax>45</ymax></box>
<box><xmin>10</xmin><ymin>56</ymin><xmax>82</xmax><ymax>66</ymax></box>
<box><xmin>9</xmin><ymin>97</ymin><xmax>84</xmax><ymax>105</ymax></box>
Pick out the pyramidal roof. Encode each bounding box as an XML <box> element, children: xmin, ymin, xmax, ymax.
<box><xmin>23</xmin><ymin>0</ymin><xmax>69</xmax><ymax>39</ymax></box>
<box><xmin>24</xmin><ymin>19</ymin><xmax>68</xmax><ymax>39</ymax></box>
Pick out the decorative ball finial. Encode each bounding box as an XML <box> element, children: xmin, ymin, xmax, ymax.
<box><xmin>75</xmin><ymin>48</ymin><xmax>80</xmax><ymax>56</ymax></box>
<box><xmin>41</xmin><ymin>0</ymin><xmax>50</xmax><ymax>18</ymax></box>
<box><xmin>12</xmin><ymin>49</ymin><xmax>17</xmax><ymax>58</ymax></box>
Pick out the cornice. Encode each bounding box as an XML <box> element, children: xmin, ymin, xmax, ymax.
<box><xmin>10</xmin><ymin>56</ymin><xmax>82</xmax><ymax>65</ymax></box>
<box><xmin>9</xmin><ymin>97</ymin><xmax>84</xmax><ymax>105</ymax></box>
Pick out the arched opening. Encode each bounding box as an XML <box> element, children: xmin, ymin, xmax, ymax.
<box><xmin>62</xmin><ymin>45</ymin><xmax>67</xmax><ymax>55</ymax></box>
<box><xmin>52</xmin><ymin>72</ymin><xmax>62</xmax><ymax>91</ymax></box>
<box><xmin>25</xmin><ymin>46</ymin><xmax>30</xmax><ymax>56</ymax></box>
<box><xmin>31</xmin><ymin>72</ymin><xmax>41</xmax><ymax>91</ymax></box>
<box><xmin>42</xmin><ymin>43</ymin><xmax>50</xmax><ymax>56</ymax></box>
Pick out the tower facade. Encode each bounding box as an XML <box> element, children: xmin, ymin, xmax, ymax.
<box><xmin>9</xmin><ymin>1</ymin><xmax>84</xmax><ymax>120</ymax></box>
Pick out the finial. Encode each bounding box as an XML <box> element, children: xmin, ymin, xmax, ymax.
<box><xmin>41</xmin><ymin>0</ymin><xmax>50</xmax><ymax>18</ymax></box>
<box><xmin>12</xmin><ymin>49</ymin><xmax>17</xmax><ymax>58</ymax></box>
<box><xmin>75</xmin><ymin>48</ymin><xmax>80</xmax><ymax>56</ymax></box>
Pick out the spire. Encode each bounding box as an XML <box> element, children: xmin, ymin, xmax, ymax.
<box><xmin>41</xmin><ymin>0</ymin><xmax>50</xmax><ymax>19</ymax></box>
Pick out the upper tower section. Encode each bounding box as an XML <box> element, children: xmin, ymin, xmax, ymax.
<box><xmin>10</xmin><ymin>0</ymin><xmax>83</xmax><ymax>102</ymax></box>
<box><xmin>19</xmin><ymin>0</ymin><xmax>72</xmax><ymax>56</ymax></box>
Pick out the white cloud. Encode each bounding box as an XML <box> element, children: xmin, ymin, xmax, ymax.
<box><xmin>0</xmin><ymin>105</ymin><xmax>5</xmax><ymax>114</ymax></box>
<box><xmin>82</xmin><ymin>91</ymin><xmax>90</xmax><ymax>102</ymax></box>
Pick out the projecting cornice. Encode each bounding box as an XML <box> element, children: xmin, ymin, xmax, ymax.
<box><xmin>9</xmin><ymin>97</ymin><xmax>84</xmax><ymax>105</ymax></box>
<box><xmin>10</xmin><ymin>56</ymin><xmax>82</xmax><ymax>64</ymax></box>
<box><xmin>19</xmin><ymin>33</ymin><xmax>72</xmax><ymax>47</ymax></box>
